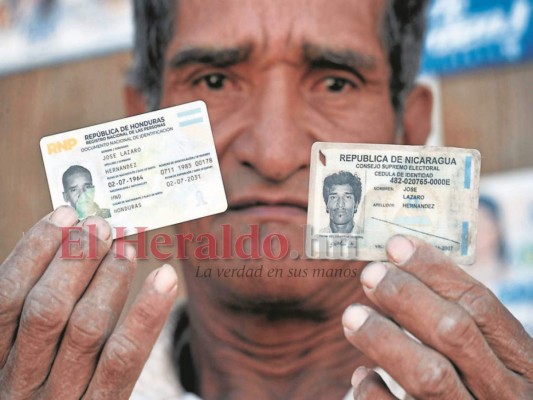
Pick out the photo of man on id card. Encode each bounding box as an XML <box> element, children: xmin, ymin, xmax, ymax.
<box><xmin>320</xmin><ymin>171</ymin><xmax>364</xmax><ymax>235</ymax></box>
<box><xmin>61</xmin><ymin>164</ymin><xmax>111</xmax><ymax>219</ymax></box>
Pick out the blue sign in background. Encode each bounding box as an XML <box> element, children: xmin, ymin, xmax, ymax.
<box><xmin>421</xmin><ymin>0</ymin><xmax>533</xmax><ymax>75</ymax></box>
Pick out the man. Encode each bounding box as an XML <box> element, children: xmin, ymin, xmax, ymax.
<box><xmin>321</xmin><ymin>171</ymin><xmax>363</xmax><ymax>234</ymax></box>
<box><xmin>0</xmin><ymin>1</ymin><xmax>531</xmax><ymax>399</ymax></box>
<box><xmin>62</xmin><ymin>165</ymin><xmax>111</xmax><ymax>219</ymax></box>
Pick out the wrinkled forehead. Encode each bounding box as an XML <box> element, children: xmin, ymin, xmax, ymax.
<box><xmin>169</xmin><ymin>0</ymin><xmax>388</xmax><ymax>67</ymax></box>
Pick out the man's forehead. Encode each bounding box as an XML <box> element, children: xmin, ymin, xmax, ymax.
<box><xmin>170</xmin><ymin>0</ymin><xmax>388</xmax><ymax>65</ymax></box>
<box><xmin>330</xmin><ymin>184</ymin><xmax>354</xmax><ymax>194</ymax></box>
<box><xmin>66</xmin><ymin>172</ymin><xmax>91</xmax><ymax>184</ymax></box>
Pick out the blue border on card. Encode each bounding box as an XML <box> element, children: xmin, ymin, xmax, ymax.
<box><xmin>177</xmin><ymin>108</ymin><xmax>202</xmax><ymax>118</ymax></box>
<box><xmin>464</xmin><ymin>156</ymin><xmax>472</xmax><ymax>189</ymax></box>
<box><xmin>461</xmin><ymin>221</ymin><xmax>469</xmax><ymax>256</ymax></box>
<box><xmin>179</xmin><ymin>117</ymin><xmax>204</xmax><ymax>127</ymax></box>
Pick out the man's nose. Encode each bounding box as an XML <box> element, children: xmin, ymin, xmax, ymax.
<box><xmin>232</xmin><ymin>69</ymin><xmax>312</xmax><ymax>182</ymax></box>
<box><xmin>78</xmin><ymin>187</ymin><xmax>88</xmax><ymax>197</ymax></box>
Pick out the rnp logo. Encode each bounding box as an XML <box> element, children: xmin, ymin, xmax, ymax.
<box><xmin>47</xmin><ymin>138</ymin><xmax>77</xmax><ymax>154</ymax></box>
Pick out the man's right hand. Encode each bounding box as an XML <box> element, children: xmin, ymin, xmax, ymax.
<box><xmin>0</xmin><ymin>206</ymin><xmax>178</xmax><ymax>399</ymax></box>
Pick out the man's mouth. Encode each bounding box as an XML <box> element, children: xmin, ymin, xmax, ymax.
<box><xmin>230</xmin><ymin>201</ymin><xmax>307</xmax><ymax>211</ymax></box>
<box><xmin>227</xmin><ymin>196</ymin><xmax>308</xmax><ymax>222</ymax></box>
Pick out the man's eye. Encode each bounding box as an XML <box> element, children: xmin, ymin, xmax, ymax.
<box><xmin>194</xmin><ymin>73</ymin><xmax>227</xmax><ymax>90</ymax></box>
<box><xmin>329</xmin><ymin>195</ymin><xmax>338</xmax><ymax>201</ymax></box>
<box><xmin>323</xmin><ymin>77</ymin><xmax>357</xmax><ymax>92</ymax></box>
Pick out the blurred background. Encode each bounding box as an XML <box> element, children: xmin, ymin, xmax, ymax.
<box><xmin>0</xmin><ymin>0</ymin><xmax>532</xmax><ymax>332</ymax></box>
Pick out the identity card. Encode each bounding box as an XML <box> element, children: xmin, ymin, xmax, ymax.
<box><xmin>40</xmin><ymin>101</ymin><xmax>227</xmax><ymax>239</ymax></box>
<box><xmin>306</xmin><ymin>143</ymin><xmax>481</xmax><ymax>264</ymax></box>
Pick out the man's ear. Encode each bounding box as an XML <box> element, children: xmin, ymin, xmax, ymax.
<box><xmin>123</xmin><ymin>85</ymin><xmax>147</xmax><ymax>116</ymax></box>
<box><xmin>63</xmin><ymin>192</ymin><xmax>68</xmax><ymax>204</ymax></box>
<box><xmin>402</xmin><ymin>84</ymin><xmax>433</xmax><ymax>145</ymax></box>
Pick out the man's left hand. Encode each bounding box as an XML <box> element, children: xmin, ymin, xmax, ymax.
<box><xmin>342</xmin><ymin>235</ymin><xmax>533</xmax><ymax>399</ymax></box>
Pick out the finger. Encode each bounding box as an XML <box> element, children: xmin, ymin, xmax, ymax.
<box><xmin>351</xmin><ymin>367</ymin><xmax>396</xmax><ymax>400</ymax></box>
<box><xmin>0</xmin><ymin>217</ymin><xmax>112</xmax><ymax>398</ymax></box>
<box><xmin>83</xmin><ymin>264</ymin><xmax>178</xmax><ymax>400</ymax></box>
<box><xmin>0</xmin><ymin>206</ymin><xmax>78</xmax><ymax>367</ymax></box>
<box><xmin>42</xmin><ymin>242</ymin><xmax>137</xmax><ymax>399</ymax></box>
<box><xmin>342</xmin><ymin>305</ymin><xmax>473</xmax><ymax>400</ymax></box>
<box><xmin>361</xmin><ymin>261</ymin><xmax>527</xmax><ymax>399</ymax></box>
<box><xmin>386</xmin><ymin>235</ymin><xmax>533</xmax><ymax>376</ymax></box>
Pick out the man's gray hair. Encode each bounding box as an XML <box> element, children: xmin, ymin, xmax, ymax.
<box><xmin>129</xmin><ymin>0</ymin><xmax>429</xmax><ymax>116</ymax></box>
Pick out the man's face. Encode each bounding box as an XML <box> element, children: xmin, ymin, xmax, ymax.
<box><xmin>156</xmin><ymin>0</ymin><xmax>409</xmax><ymax>305</ymax></box>
<box><xmin>63</xmin><ymin>172</ymin><xmax>94</xmax><ymax>208</ymax></box>
<box><xmin>327</xmin><ymin>184</ymin><xmax>357</xmax><ymax>226</ymax></box>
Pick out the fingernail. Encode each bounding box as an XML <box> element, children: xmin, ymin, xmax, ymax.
<box><xmin>351</xmin><ymin>366</ymin><xmax>369</xmax><ymax>387</ymax></box>
<box><xmin>123</xmin><ymin>244</ymin><xmax>136</xmax><ymax>261</ymax></box>
<box><xmin>83</xmin><ymin>217</ymin><xmax>111</xmax><ymax>241</ymax></box>
<box><xmin>361</xmin><ymin>262</ymin><xmax>387</xmax><ymax>290</ymax></box>
<box><xmin>387</xmin><ymin>235</ymin><xmax>415</xmax><ymax>264</ymax></box>
<box><xmin>342</xmin><ymin>305</ymin><xmax>369</xmax><ymax>333</ymax></box>
<box><xmin>153</xmin><ymin>264</ymin><xmax>177</xmax><ymax>293</ymax></box>
<box><xmin>113</xmin><ymin>242</ymin><xmax>136</xmax><ymax>261</ymax></box>
<box><xmin>49</xmin><ymin>206</ymin><xmax>78</xmax><ymax>227</ymax></box>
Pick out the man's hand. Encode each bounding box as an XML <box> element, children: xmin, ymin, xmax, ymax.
<box><xmin>342</xmin><ymin>235</ymin><xmax>533</xmax><ymax>399</ymax></box>
<box><xmin>0</xmin><ymin>206</ymin><xmax>178</xmax><ymax>399</ymax></box>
